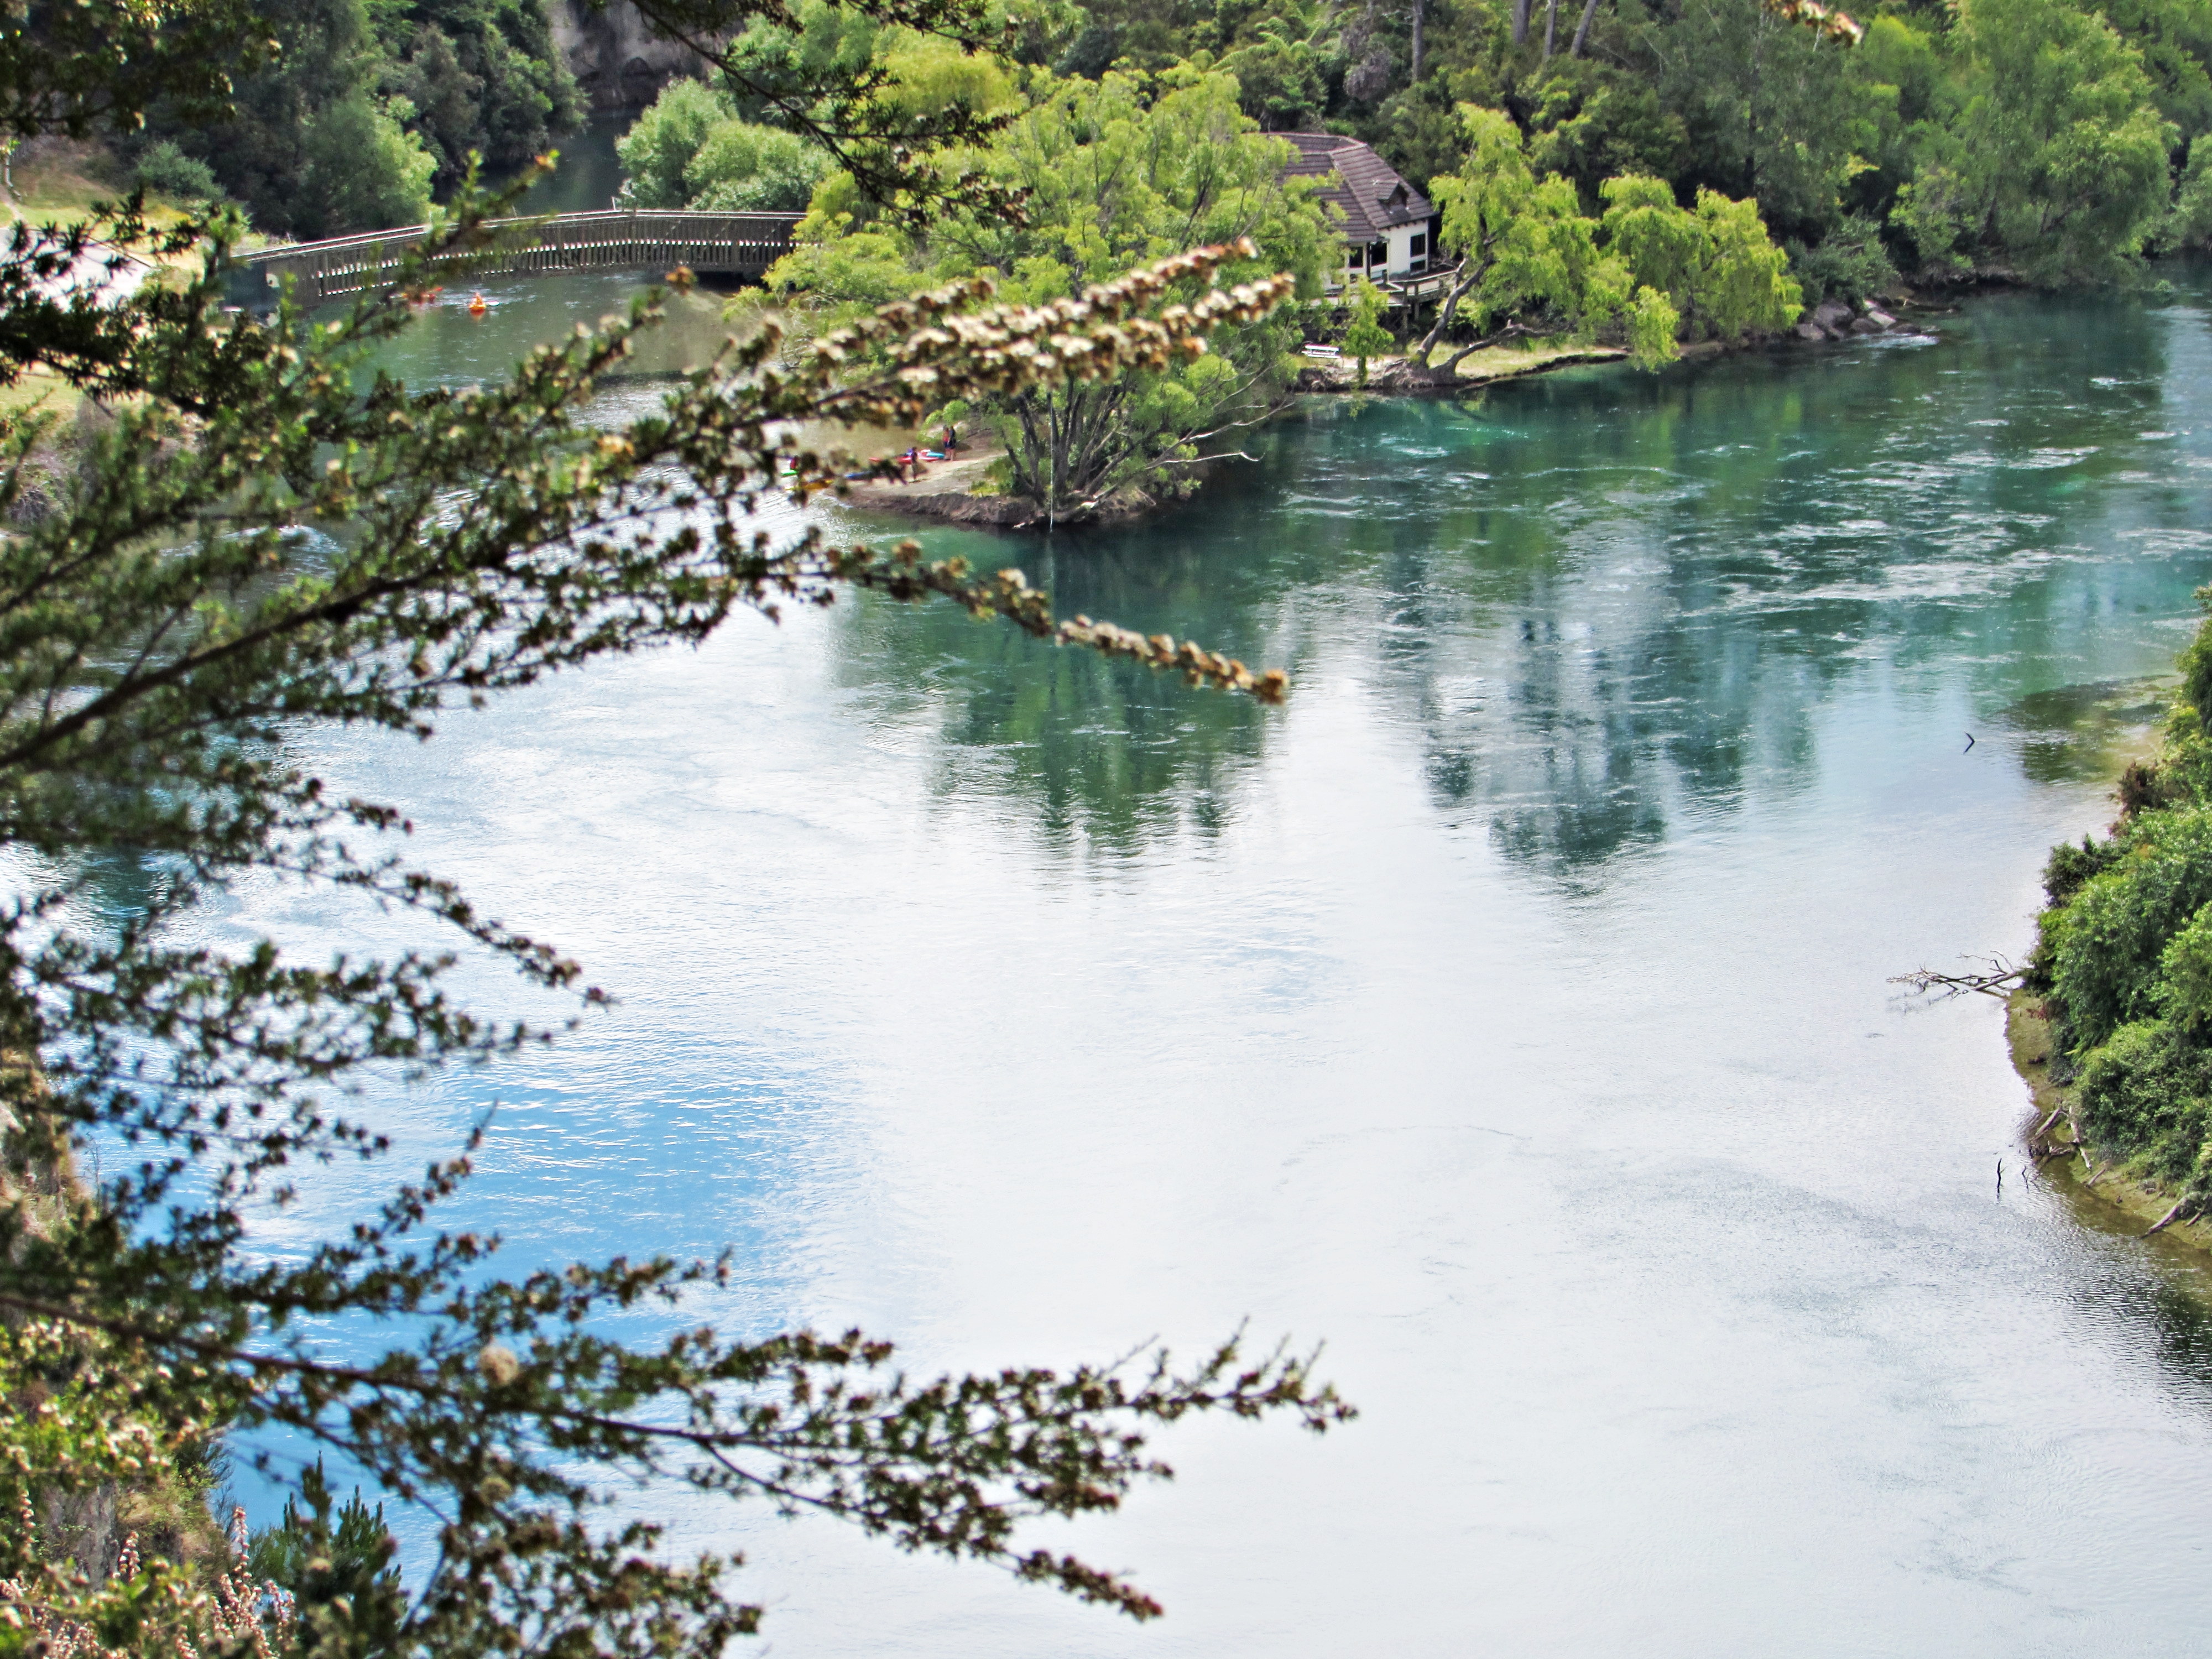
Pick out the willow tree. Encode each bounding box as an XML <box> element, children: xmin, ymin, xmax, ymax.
<box><xmin>0</xmin><ymin>3</ymin><xmax>1347</xmax><ymax>1655</ymax></box>
<box><xmin>1412</xmin><ymin>106</ymin><xmax>1681</xmax><ymax>380</ymax></box>
<box><xmin>768</xmin><ymin>70</ymin><xmax>1334</xmax><ymax>525</ymax></box>
<box><xmin>1412</xmin><ymin>105</ymin><xmax>1799</xmax><ymax>382</ymax></box>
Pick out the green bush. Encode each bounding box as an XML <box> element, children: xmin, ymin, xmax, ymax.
<box><xmin>299</xmin><ymin>93</ymin><xmax>437</xmax><ymax>236</ymax></box>
<box><xmin>2074</xmin><ymin>1018</ymin><xmax>2212</xmax><ymax>1185</ymax></box>
<box><xmin>2043</xmin><ymin>832</ymin><xmax>2125</xmax><ymax>908</ymax></box>
<box><xmin>133</xmin><ymin>139</ymin><xmax>219</xmax><ymax>202</ymax></box>
<box><xmin>246</xmin><ymin>1461</ymin><xmax>404</xmax><ymax>1651</ymax></box>
<box><xmin>685</xmin><ymin>119</ymin><xmax>831</xmax><ymax>212</ymax></box>
<box><xmin>2161</xmin><ymin>902</ymin><xmax>2212</xmax><ymax>1030</ymax></box>
<box><xmin>616</xmin><ymin>77</ymin><xmax>734</xmax><ymax>208</ymax></box>
<box><xmin>1785</xmin><ymin>214</ymin><xmax>1899</xmax><ymax>308</ymax></box>
<box><xmin>2046</xmin><ymin>806</ymin><xmax>2212</xmax><ymax>1050</ymax></box>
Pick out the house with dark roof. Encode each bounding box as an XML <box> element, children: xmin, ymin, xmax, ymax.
<box><xmin>1277</xmin><ymin>133</ymin><xmax>1439</xmax><ymax>286</ymax></box>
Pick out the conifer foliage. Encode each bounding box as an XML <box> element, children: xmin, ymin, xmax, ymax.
<box><xmin>0</xmin><ymin>4</ymin><xmax>1343</xmax><ymax>1655</ymax></box>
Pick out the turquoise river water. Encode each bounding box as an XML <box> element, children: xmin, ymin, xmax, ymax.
<box><xmin>197</xmin><ymin>267</ymin><xmax>2212</xmax><ymax>1655</ymax></box>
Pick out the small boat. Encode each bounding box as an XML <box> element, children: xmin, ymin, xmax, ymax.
<box><xmin>466</xmin><ymin>291</ymin><xmax>488</xmax><ymax>316</ymax></box>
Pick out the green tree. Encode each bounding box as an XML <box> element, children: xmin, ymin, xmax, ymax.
<box><xmin>1342</xmin><ymin>274</ymin><xmax>1394</xmax><ymax>384</ymax></box>
<box><xmin>246</xmin><ymin>1463</ymin><xmax>407</xmax><ymax>1657</ymax></box>
<box><xmin>1634</xmin><ymin>0</ymin><xmax>1885</xmax><ymax>243</ymax></box>
<box><xmin>1219</xmin><ymin>23</ymin><xmax>1332</xmax><ymax>128</ymax></box>
<box><xmin>1929</xmin><ymin>0</ymin><xmax>2177</xmax><ymax>281</ymax></box>
<box><xmin>1412</xmin><ymin>105</ymin><xmax>1708</xmax><ymax>380</ymax></box>
<box><xmin>144</xmin><ymin>0</ymin><xmax>439</xmax><ymax>237</ymax></box>
<box><xmin>2018</xmin><ymin>595</ymin><xmax>2212</xmax><ymax>1229</ymax></box>
<box><xmin>2167</xmin><ymin>134</ymin><xmax>2212</xmax><ymax>244</ymax></box>
<box><xmin>618</xmin><ymin>77</ymin><xmax>742</xmax><ymax>207</ymax></box>
<box><xmin>2093</xmin><ymin>0</ymin><xmax>2212</xmax><ymax>145</ymax></box>
<box><xmin>622</xmin><ymin>7</ymin><xmax>1016</xmax><ymax>213</ymax></box>
<box><xmin>773</xmin><ymin>69</ymin><xmax>1333</xmax><ymax>522</ymax></box>
<box><xmin>1869</xmin><ymin>0</ymin><xmax>2177</xmax><ymax>281</ymax></box>
<box><xmin>133</xmin><ymin>140</ymin><xmax>223</xmax><ymax>205</ymax></box>
<box><xmin>1599</xmin><ymin>174</ymin><xmax>1803</xmax><ymax>340</ymax></box>
<box><xmin>0</xmin><ymin>4</ymin><xmax>1343</xmax><ymax>1657</ymax></box>
<box><xmin>1522</xmin><ymin>61</ymin><xmax>1692</xmax><ymax>203</ymax></box>
<box><xmin>377</xmin><ymin>1</ymin><xmax>587</xmax><ymax>193</ymax></box>
<box><xmin>618</xmin><ymin>80</ymin><xmax>835</xmax><ymax>211</ymax></box>
<box><xmin>686</xmin><ymin>118</ymin><xmax>835</xmax><ymax>208</ymax></box>
<box><xmin>304</xmin><ymin>90</ymin><xmax>440</xmax><ymax>232</ymax></box>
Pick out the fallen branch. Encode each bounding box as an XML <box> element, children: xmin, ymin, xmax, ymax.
<box><xmin>2145</xmin><ymin>1198</ymin><xmax>2202</xmax><ymax>1237</ymax></box>
<box><xmin>1890</xmin><ymin>954</ymin><xmax>2027</xmax><ymax>1000</ymax></box>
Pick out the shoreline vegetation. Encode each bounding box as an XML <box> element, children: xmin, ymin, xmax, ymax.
<box><xmin>833</xmin><ymin>295</ymin><xmax>1931</xmax><ymax>531</ymax></box>
<box><xmin>1999</xmin><ymin>597</ymin><xmax>2212</xmax><ymax>1253</ymax></box>
<box><xmin>2006</xmin><ymin>992</ymin><xmax>2212</xmax><ymax>1258</ymax></box>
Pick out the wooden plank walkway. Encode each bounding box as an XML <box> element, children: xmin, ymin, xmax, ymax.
<box><xmin>235</xmin><ymin>209</ymin><xmax>804</xmax><ymax>304</ymax></box>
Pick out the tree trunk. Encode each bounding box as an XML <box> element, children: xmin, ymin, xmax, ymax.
<box><xmin>1542</xmin><ymin>0</ymin><xmax>1559</xmax><ymax>56</ymax></box>
<box><xmin>1411</xmin><ymin>0</ymin><xmax>1425</xmax><ymax>81</ymax></box>
<box><xmin>1512</xmin><ymin>0</ymin><xmax>1531</xmax><ymax>44</ymax></box>
<box><xmin>1568</xmin><ymin>0</ymin><xmax>1601</xmax><ymax>56</ymax></box>
<box><xmin>1413</xmin><ymin>254</ymin><xmax>1491</xmax><ymax>373</ymax></box>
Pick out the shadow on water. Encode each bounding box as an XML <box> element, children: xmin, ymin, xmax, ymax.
<box><xmin>1997</xmin><ymin>677</ymin><xmax>2173</xmax><ymax>784</ymax></box>
<box><xmin>504</xmin><ymin>114</ymin><xmax>628</xmax><ymax>217</ymax></box>
<box><xmin>834</xmin><ymin>278</ymin><xmax>2212</xmax><ymax>880</ymax></box>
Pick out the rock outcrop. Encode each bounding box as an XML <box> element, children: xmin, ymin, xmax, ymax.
<box><xmin>549</xmin><ymin>0</ymin><xmax>714</xmax><ymax>110</ymax></box>
<box><xmin>1796</xmin><ymin>298</ymin><xmax>1908</xmax><ymax>341</ymax></box>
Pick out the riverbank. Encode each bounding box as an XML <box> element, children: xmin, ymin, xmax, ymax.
<box><xmin>2000</xmin><ymin>649</ymin><xmax>2212</xmax><ymax>1256</ymax></box>
<box><xmin>831</xmin><ymin>447</ymin><xmax>1064</xmax><ymax>529</ymax></box>
<box><xmin>2006</xmin><ymin>991</ymin><xmax>2212</xmax><ymax>1257</ymax></box>
<box><xmin>839</xmin><ymin>307</ymin><xmax>1938</xmax><ymax>532</ymax></box>
<box><xmin>1291</xmin><ymin>341</ymin><xmax>1629</xmax><ymax>393</ymax></box>
<box><xmin>843</xmin><ymin>341</ymin><xmax>1658</xmax><ymax>531</ymax></box>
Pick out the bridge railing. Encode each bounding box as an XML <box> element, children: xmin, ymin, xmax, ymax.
<box><xmin>233</xmin><ymin>209</ymin><xmax>804</xmax><ymax>304</ymax></box>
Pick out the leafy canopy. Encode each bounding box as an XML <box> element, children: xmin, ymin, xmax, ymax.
<box><xmin>1413</xmin><ymin>106</ymin><xmax>1798</xmax><ymax>378</ymax></box>
<box><xmin>2029</xmin><ymin>595</ymin><xmax>2212</xmax><ymax>1209</ymax></box>
<box><xmin>766</xmin><ymin>68</ymin><xmax>1332</xmax><ymax>519</ymax></box>
<box><xmin>618</xmin><ymin>80</ymin><xmax>836</xmax><ymax>212</ymax></box>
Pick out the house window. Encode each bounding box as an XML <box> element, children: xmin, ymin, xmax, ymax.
<box><xmin>1410</xmin><ymin>232</ymin><xmax>1428</xmax><ymax>263</ymax></box>
<box><xmin>1367</xmin><ymin>239</ymin><xmax>1387</xmax><ymax>269</ymax></box>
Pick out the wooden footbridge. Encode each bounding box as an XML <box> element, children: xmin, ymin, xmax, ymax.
<box><xmin>232</xmin><ymin>209</ymin><xmax>804</xmax><ymax>305</ymax></box>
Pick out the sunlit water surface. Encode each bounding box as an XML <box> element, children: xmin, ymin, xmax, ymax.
<box><xmin>180</xmin><ymin>269</ymin><xmax>2212</xmax><ymax>1654</ymax></box>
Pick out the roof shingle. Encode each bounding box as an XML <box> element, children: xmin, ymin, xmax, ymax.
<box><xmin>1276</xmin><ymin>133</ymin><xmax>1433</xmax><ymax>241</ymax></box>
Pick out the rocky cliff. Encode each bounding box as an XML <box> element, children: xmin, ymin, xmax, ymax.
<box><xmin>549</xmin><ymin>1</ymin><xmax>715</xmax><ymax>110</ymax></box>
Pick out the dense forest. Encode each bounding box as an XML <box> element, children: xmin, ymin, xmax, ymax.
<box><xmin>113</xmin><ymin>0</ymin><xmax>2194</xmax><ymax>516</ymax></box>
<box><xmin>121</xmin><ymin>0</ymin><xmax>2212</xmax><ymax>291</ymax></box>
<box><xmin>132</xmin><ymin>0</ymin><xmax>584</xmax><ymax>237</ymax></box>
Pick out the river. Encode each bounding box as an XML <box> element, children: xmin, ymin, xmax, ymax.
<box><xmin>210</xmin><ymin>269</ymin><xmax>2212</xmax><ymax>1655</ymax></box>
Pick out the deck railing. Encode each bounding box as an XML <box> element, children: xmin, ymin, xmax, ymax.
<box><xmin>235</xmin><ymin>209</ymin><xmax>805</xmax><ymax>303</ymax></box>
<box><xmin>1321</xmin><ymin>259</ymin><xmax>1463</xmax><ymax>306</ymax></box>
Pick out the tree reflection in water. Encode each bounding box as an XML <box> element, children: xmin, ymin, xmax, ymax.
<box><xmin>828</xmin><ymin>279</ymin><xmax>2212</xmax><ymax>880</ymax></box>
